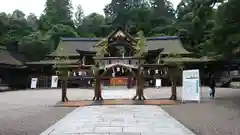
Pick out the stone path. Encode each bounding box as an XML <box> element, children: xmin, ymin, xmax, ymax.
<box><xmin>102</xmin><ymin>89</ymin><xmax>136</xmax><ymax>99</ymax></box>
<box><xmin>40</xmin><ymin>105</ymin><xmax>196</xmax><ymax>135</ymax></box>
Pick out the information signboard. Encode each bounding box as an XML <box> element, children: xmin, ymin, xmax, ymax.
<box><xmin>51</xmin><ymin>76</ymin><xmax>58</xmax><ymax>88</ymax></box>
<box><xmin>156</xmin><ymin>79</ymin><xmax>162</xmax><ymax>88</ymax></box>
<box><xmin>182</xmin><ymin>69</ymin><xmax>200</xmax><ymax>102</ymax></box>
<box><xmin>30</xmin><ymin>78</ymin><xmax>38</xmax><ymax>89</ymax></box>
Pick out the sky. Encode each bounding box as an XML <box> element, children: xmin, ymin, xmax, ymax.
<box><xmin>0</xmin><ymin>0</ymin><xmax>181</xmax><ymax>17</ymax></box>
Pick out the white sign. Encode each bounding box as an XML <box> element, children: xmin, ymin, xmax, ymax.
<box><xmin>182</xmin><ymin>69</ymin><xmax>200</xmax><ymax>102</ymax></box>
<box><xmin>78</xmin><ymin>71</ymin><xmax>82</xmax><ymax>75</ymax></box>
<box><xmin>30</xmin><ymin>78</ymin><xmax>38</xmax><ymax>89</ymax></box>
<box><xmin>156</xmin><ymin>79</ymin><xmax>162</xmax><ymax>88</ymax></box>
<box><xmin>51</xmin><ymin>76</ymin><xmax>58</xmax><ymax>88</ymax></box>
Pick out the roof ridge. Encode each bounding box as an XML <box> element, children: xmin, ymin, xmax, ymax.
<box><xmin>61</xmin><ymin>36</ymin><xmax>179</xmax><ymax>41</ymax></box>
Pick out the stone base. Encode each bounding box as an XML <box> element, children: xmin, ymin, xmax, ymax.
<box><xmin>55</xmin><ymin>99</ymin><xmax>179</xmax><ymax>107</ymax></box>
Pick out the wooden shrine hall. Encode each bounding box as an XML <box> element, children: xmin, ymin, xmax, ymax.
<box><xmin>26</xmin><ymin>28</ymin><xmax>213</xmax><ymax>90</ymax></box>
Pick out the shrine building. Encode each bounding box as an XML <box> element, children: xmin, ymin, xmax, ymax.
<box><xmin>25</xmin><ymin>28</ymin><xmax>214</xmax><ymax>88</ymax></box>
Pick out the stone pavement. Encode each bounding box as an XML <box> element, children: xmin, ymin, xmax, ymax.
<box><xmin>102</xmin><ymin>89</ymin><xmax>136</xmax><ymax>99</ymax></box>
<box><xmin>40</xmin><ymin>105</ymin><xmax>196</xmax><ymax>135</ymax></box>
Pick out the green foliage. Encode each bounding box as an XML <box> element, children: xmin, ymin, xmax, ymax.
<box><xmin>206</xmin><ymin>0</ymin><xmax>240</xmax><ymax>57</ymax></box>
<box><xmin>165</xmin><ymin>53</ymin><xmax>185</xmax><ymax>70</ymax></box>
<box><xmin>74</xmin><ymin>4</ymin><xmax>84</xmax><ymax>28</ymax></box>
<box><xmin>163</xmin><ymin>53</ymin><xmax>185</xmax><ymax>82</ymax></box>
<box><xmin>0</xmin><ymin>0</ymin><xmax>238</xmax><ymax>61</ymax></box>
<box><xmin>45</xmin><ymin>24</ymin><xmax>79</xmax><ymax>48</ymax></box>
<box><xmin>104</xmin><ymin>0</ymin><xmax>176</xmax><ymax>36</ymax></box>
<box><xmin>27</xmin><ymin>13</ymin><xmax>39</xmax><ymax>31</ymax></box>
<box><xmin>39</xmin><ymin>0</ymin><xmax>74</xmax><ymax>31</ymax></box>
<box><xmin>53</xmin><ymin>48</ymin><xmax>69</xmax><ymax>80</ymax></box>
<box><xmin>176</xmin><ymin>0</ymin><xmax>221</xmax><ymax>54</ymax></box>
<box><xmin>19</xmin><ymin>32</ymin><xmax>52</xmax><ymax>60</ymax></box>
<box><xmin>77</xmin><ymin>13</ymin><xmax>108</xmax><ymax>37</ymax></box>
<box><xmin>93</xmin><ymin>38</ymin><xmax>108</xmax><ymax>69</ymax></box>
<box><xmin>134</xmin><ymin>31</ymin><xmax>145</xmax><ymax>56</ymax></box>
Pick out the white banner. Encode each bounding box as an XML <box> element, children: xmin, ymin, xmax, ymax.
<box><xmin>30</xmin><ymin>78</ymin><xmax>38</xmax><ymax>89</ymax></box>
<box><xmin>51</xmin><ymin>76</ymin><xmax>58</xmax><ymax>88</ymax></box>
<box><xmin>182</xmin><ymin>69</ymin><xmax>200</xmax><ymax>102</ymax></box>
<box><xmin>156</xmin><ymin>79</ymin><xmax>162</xmax><ymax>87</ymax></box>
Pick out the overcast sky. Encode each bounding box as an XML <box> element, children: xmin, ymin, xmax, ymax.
<box><xmin>0</xmin><ymin>0</ymin><xmax>181</xmax><ymax>17</ymax></box>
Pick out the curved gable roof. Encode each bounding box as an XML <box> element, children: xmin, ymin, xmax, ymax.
<box><xmin>146</xmin><ymin>36</ymin><xmax>190</xmax><ymax>54</ymax></box>
<box><xmin>49</xmin><ymin>36</ymin><xmax>190</xmax><ymax>57</ymax></box>
<box><xmin>0</xmin><ymin>50</ymin><xmax>23</xmax><ymax>66</ymax></box>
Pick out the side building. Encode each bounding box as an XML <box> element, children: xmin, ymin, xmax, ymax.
<box><xmin>0</xmin><ymin>46</ymin><xmax>28</xmax><ymax>90</ymax></box>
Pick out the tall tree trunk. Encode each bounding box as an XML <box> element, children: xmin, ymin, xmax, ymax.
<box><xmin>169</xmin><ymin>79</ymin><xmax>177</xmax><ymax>100</ymax></box>
<box><xmin>132</xmin><ymin>68</ymin><xmax>146</xmax><ymax>100</ymax></box>
<box><xmin>93</xmin><ymin>72</ymin><xmax>103</xmax><ymax>100</ymax></box>
<box><xmin>61</xmin><ymin>79</ymin><xmax>69</xmax><ymax>102</ymax></box>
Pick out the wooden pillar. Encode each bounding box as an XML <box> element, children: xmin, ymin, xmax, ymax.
<box><xmin>61</xmin><ymin>77</ymin><xmax>69</xmax><ymax>102</ymax></box>
<box><xmin>169</xmin><ymin>67</ymin><xmax>177</xmax><ymax>100</ymax></box>
<box><xmin>93</xmin><ymin>71</ymin><xmax>103</xmax><ymax>100</ymax></box>
<box><xmin>132</xmin><ymin>66</ymin><xmax>146</xmax><ymax>100</ymax></box>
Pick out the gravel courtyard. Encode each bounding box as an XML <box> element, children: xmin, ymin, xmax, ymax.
<box><xmin>0</xmin><ymin>87</ymin><xmax>240</xmax><ymax>135</ymax></box>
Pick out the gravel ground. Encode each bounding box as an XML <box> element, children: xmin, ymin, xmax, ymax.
<box><xmin>0</xmin><ymin>90</ymin><xmax>81</xmax><ymax>135</ymax></box>
<box><xmin>161</xmin><ymin>87</ymin><xmax>240</xmax><ymax>135</ymax></box>
<box><xmin>1</xmin><ymin>88</ymin><xmax>240</xmax><ymax>135</ymax></box>
<box><xmin>0</xmin><ymin>88</ymin><xmax>136</xmax><ymax>135</ymax></box>
<box><xmin>0</xmin><ymin>107</ymin><xmax>74</xmax><ymax>135</ymax></box>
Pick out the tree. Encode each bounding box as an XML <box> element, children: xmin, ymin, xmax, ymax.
<box><xmin>134</xmin><ymin>31</ymin><xmax>145</xmax><ymax>56</ymax></box>
<box><xmin>53</xmin><ymin>48</ymin><xmax>70</xmax><ymax>102</ymax></box>
<box><xmin>74</xmin><ymin>4</ymin><xmax>84</xmax><ymax>28</ymax></box>
<box><xmin>176</xmin><ymin>0</ymin><xmax>222</xmax><ymax>54</ymax></box>
<box><xmin>166</xmin><ymin>53</ymin><xmax>185</xmax><ymax>100</ymax></box>
<box><xmin>104</xmin><ymin>0</ymin><xmax>152</xmax><ymax>35</ymax></box>
<box><xmin>12</xmin><ymin>9</ymin><xmax>26</xmax><ymax>20</ymax></box>
<box><xmin>104</xmin><ymin>0</ymin><xmax>142</xmax><ymax>28</ymax></box>
<box><xmin>4</xmin><ymin>10</ymin><xmax>34</xmax><ymax>51</ymax></box>
<box><xmin>132</xmin><ymin>31</ymin><xmax>146</xmax><ymax>100</ymax></box>
<box><xmin>206</xmin><ymin>0</ymin><xmax>240</xmax><ymax>57</ymax></box>
<box><xmin>150</xmin><ymin>0</ymin><xmax>175</xmax><ymax>25</ymax></box>
<box><xmin>127</xmin><ymin>4</ymin><xmax>152</xmax><ymax>35</ymax></box>
<box><xmin>78</xmin><ymin>13</ymin><xmax>108</xmax><ymax>37</ymax></box>
<box><xmin>91</xmin><ymin>38</ymin><xmax>108</xmax><ymax>100</ymax></box>
<box><xmin>27</xmin><ymin>13</ymin><xmax>39</xmax><ymax>31</ymax></box>
<box><xmin>19</xmin><ymin>32</ymin><xmax>53</xmax><ymax>60</ymax></box>
<box><xmin>45</xmin><ymin>24</ymin><xmax>78</xmax><ymax>48</ymax></box>
<box><xmin>39</xmin><ymin>0</ymin><xmax>74</xmax><ymax>31</ymax></box>
<box><xmin>0</xmin><ymin>12</ymin><xmax>10</xmax><ymax>47</ymax></box>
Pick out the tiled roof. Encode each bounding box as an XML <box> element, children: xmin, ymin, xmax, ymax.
<box><xmin>49</xmin><ymin>39</ymin><xmax>99</xmax><ymax>56</ymax></box>
<box><xmin>162</xmin><ymin>57</ymin><xmax>215</xmax><ymax>63</ymax></box>
<box><xmin>146</xmin><ymin>37</ymin><xmax>189</xmax><ymax>54</ymax></box>
<box><xmin>26</xmin><ymin>59</ymin><xmax>80</xmax><ymax>65</ymax></box>
<box><xmin>0</xmin><ymin>50</ymin><xmax>23</xmax><ymax>66</ymax></box>
<box><xmin>49</xmin><ymin>36</ymin><xmax>190</xmax><ymax>56</ymax></box>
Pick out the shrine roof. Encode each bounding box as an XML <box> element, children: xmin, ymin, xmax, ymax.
<box><xmin>0</xmin><ymin>50</ymin><xmax>23</xmax><ymax>66</ymax></box>
<box><xmin>49</xmin><ymin>36</ymin><xmax>190</xmax><ymax>57</ymax></box>
<box><xmin>162</xmin><ymin>57</ymin><xmax>215</xmax><ymax>63</ymax></box>
<box><xmin>26</xmin><ymin>59</ymin><xmax>80</xmax><ymax>65</ymax></box>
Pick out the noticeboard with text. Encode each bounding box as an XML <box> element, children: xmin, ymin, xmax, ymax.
<box><xmin>182</xmin><ymin>69</ymin><xmax>200</xmax><ymax>102</ymax></box>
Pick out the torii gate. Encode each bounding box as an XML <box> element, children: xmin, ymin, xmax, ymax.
<box><xmin>92</xmin><ymin>56</ymin><xmax>145</xmax><ymax>101</ymax></box>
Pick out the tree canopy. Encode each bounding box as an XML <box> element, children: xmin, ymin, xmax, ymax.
<box><xmin>0</xmin><ymin>0</ymin><xmax>238</xmax><ymax>61</ymax></box>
